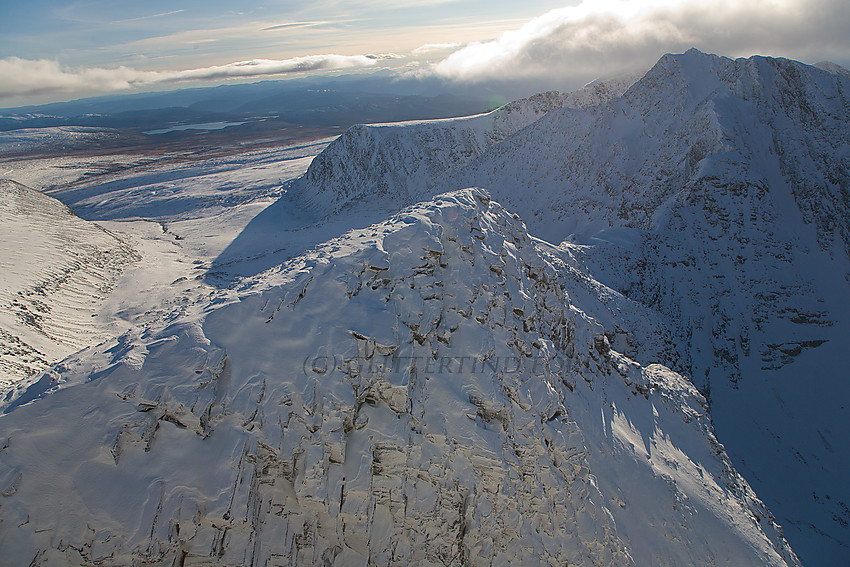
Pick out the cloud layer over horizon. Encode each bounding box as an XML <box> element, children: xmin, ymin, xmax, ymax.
<box><xmin>432</xmin><ymin>0</ymin><xmax>850</xmax><ymax>86</ymax></box>
<box><xmin>0</xmin><ymin>54</ymin><xmax>382</xmax><ymax>101</ymax></box>
<box><xmin>3</xmin><ymin>0</ymin><xmax>848</xmax><ymax>106</ymax></box>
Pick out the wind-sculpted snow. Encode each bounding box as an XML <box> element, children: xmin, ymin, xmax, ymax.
<box><xmin>289</xmin><ymin>78</ymin><xmax>637</xmax><ymax>217</ymax></box>
<box><xmin>0</xmin><ymin>189</ymin><xmax>797</xmax><ymax>566</ymax></box>
<box><xmin>0</xmin><ymin>179</ymin><xmax>139</xmax><ymax>399</ymax></box>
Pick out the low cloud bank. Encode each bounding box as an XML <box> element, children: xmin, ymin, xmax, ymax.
<box><xmin>0</xmin><ymin>54</ymin><xmax>379</xmax><ymax>100</ymax></box>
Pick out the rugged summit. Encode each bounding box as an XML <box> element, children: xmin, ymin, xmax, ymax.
<box><xmin>449</xmin><ymin>50</ymin><xmax>850</xmax><ymax>565</ymax></box>
<box><xmin>453</xmin><ymin>49</ymin><xmax>850</xmax><ymax>251</ymax></box>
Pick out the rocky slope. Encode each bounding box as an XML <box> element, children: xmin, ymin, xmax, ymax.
<box><xmin>0</xmin><ymin>179</ymin><xmax>138</xmax><ymax>399</ymax></box>
<box><xmin>449</xmin><ymin>50</ymin><xmax>850</xmax><ymax>565</ymax></box>
<box><xmin>0</xmin><ymin>189</ymin><xmax>798</xmax><ymax>566</ymax></box>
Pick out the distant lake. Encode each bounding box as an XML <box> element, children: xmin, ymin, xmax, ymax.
<box><xmin>144</xmin><ymin>121</ymin><xmax>246</xmax><ymax>135</ymax></box>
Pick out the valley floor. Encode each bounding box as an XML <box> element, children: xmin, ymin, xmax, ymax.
<box><xmin>0</xmin><ymin>130</ymin><xmax>338</xmax><ymax>400</ymax></box>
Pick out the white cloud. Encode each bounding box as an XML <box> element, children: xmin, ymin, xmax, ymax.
<box><xmin>159</xmin><ymin>55</ymin><xmax>379</xmax><ymax>82</ymax></box>
<box><xmin>412</xmin><ymin>42</ymin><xmax>462</xmax><ymax>54</ymax></box>
<box><xmin>0</xmin><ymin>54</ymin><xmax>380</xmax><ymax>100</ymax></box>
<box><xmin>260</xmin><ymin>21</ymin><xmax>331</xmax><ymax>32</ymax></box>
<box><xmin>432</xmin><ymin>0</ymin><xmax>850</xmax><ymax>84</ymax></box>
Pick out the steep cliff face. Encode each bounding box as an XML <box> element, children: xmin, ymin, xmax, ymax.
<box><xmin>447</xmin><ymin>49</ymin><xmax>850</xmax><ymax>385</ymax></box>
<box><xmin>0</xmin><ymin>189</ymin><xmax>798</xmax><ymax>566</ymax></box>
<box><xmin>452</xmin><ymin>50</ymin><xmax>850</xmax><ymax>565</ymax></box>
<box><xmin>446</xmin><ymin>51</ymin><xmax>847</xmax><ymax>249</ymax></box>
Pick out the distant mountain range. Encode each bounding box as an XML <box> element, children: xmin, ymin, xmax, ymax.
<box><xmin>0</xmin><ymin>73</ymin><xmax>498</xmax><ymax>139</ymax></box>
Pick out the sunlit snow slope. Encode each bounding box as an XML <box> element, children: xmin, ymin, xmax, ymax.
<box><xmin>0</xmin><ymin>189</ymin><xmax>798</xmax><ymax>566</ymax></box>
<box><xmin>0</xmin><ymin>179</ymin><xmax>138</xmax><ymax>399</ymax></box>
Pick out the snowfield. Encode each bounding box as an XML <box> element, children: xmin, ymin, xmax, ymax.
<box><xmin>0</xmin><ymin>50</ymin><xmax>847</xmax><ymax>566</ymax></box>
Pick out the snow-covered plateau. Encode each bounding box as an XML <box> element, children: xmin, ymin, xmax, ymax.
<box><xmin>0</xmin><ymin>50</ymin><xmax>847</xmax><ymax>566</ymax></box>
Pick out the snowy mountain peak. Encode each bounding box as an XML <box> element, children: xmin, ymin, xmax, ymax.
<box><xmin>289</xmin><ymin>74</ymin><xmax>637</xmax><ymax>218</ymax></box>
<box><xmin>280</xmin><ymin>49</ymin><xmax>850</xmax><ymax>564</ymax></box>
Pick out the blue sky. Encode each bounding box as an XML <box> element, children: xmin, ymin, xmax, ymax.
<box><xmin>0</xmin><ymin>1</ymin><xmax>566</xmax><ymax>68</ymax></box>
<box><xmin>2</xmin><ymin>0</ymin><xmax>848</xmax><ymax>106</ymax></box>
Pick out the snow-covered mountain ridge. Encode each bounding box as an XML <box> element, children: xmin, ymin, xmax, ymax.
<box><xmin>0</xmin><ymin>189</ymin><xmax>798</xmax><ymax>566</ymax></box>
<box><xmin>290</xmin><ymin>75</ymin><xmax>638</xmax><ymax>217</ymax></box>
<box><xmin>0</xmin><ymin>49</ymin><xmax>846</xmax><ymax>566</ymax></box>
<box><xmin>283</xmin><ymin>49</ymin><xmax>850</xmax><ymax>565</ymax></box>
<box><xmin>445</xmin><ymin>51</ymin><xmax>850</xmax><ymax>565</ymax></box>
